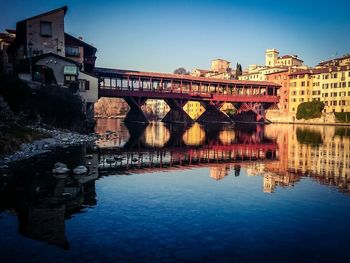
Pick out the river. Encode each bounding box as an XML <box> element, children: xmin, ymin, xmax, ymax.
<box><xmin>0</xmin><ymin>119</ymin><xmax>350</xmax><ymax>262</ymax></box>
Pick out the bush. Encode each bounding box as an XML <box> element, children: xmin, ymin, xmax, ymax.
<box><xmin>296</xmin><ymin>101</ymin><xmax>324</xmax><ymax>120</ymax></box>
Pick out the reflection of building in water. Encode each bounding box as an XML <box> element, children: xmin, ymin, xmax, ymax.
<box><xmin>263</xmin><ymin>173</ymin><xmax>299</xmax><ymax>193</ymax></box>
<box><xmin>264</xmin><ymin>124</ymin><xmax>289</xmax><ymax>175</ymax></box>
<box><xmin>142</xmin><ymin>122</ymin><xmax>170</xmax><ymax>147</ymax></box>
<box><xmin>219</xmin><ymin>129</ymin><xmax>236</xmax><ymax>145</ymax></box>
<box><xmin>264</xmin><ymin>124</ymin><xmax>350</xmax><ymax>194</ymax></box>
<box><xmin>287</xmin><ymin>126</ymin><xmax>350</xmax><ymax>178</ymax></box>
<box><xmin>246</xmin><ymin>163</ymin><xmax>265</xmax><ymax>176</ymax></box>
<box><xmin>210</xmin><ymin>165</ymin><xmax>230</xmax><ymax>180</ymax></box>
<box><xmin>182</xmin><ymin>123</ymin><xmax>206</xmax><ymax>146</ymax></box>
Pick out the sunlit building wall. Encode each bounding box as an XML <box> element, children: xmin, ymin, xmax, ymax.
<box><xmin>312</xmin><ymin>66</ymin><xmax>350</xmax><ymax>113</ymax></box>
<box><xmin>289</xmin><ymin>70</ymin><xmax>313</xmax><ymax>118</ymax></box>
<box><xmin>183</xmin><ymin>101</ymin><xmax>205</xmax><ymax>120</ymax></box>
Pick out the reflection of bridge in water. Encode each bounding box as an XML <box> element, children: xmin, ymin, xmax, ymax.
<box><xmin>97</xmin><ymin>123</ymin><xmax>278</xmax><ymax>173</ymax></box>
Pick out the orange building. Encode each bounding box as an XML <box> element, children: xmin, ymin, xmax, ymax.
<box><xmin>266</xmin><ymin>69</ymin><xmax>290</xmax><ymax>117</ymax></box>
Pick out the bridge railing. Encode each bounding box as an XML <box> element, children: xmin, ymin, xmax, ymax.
<box><xmin>99</xmin><ymin>84</ymin><xmax>279</xmax><ymax>97</ymax></box>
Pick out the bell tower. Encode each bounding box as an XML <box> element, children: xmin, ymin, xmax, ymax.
<box><xmin>265</xmin><ymin>49</ymin><xmax>279</xmax><ymax>67</ymax></box>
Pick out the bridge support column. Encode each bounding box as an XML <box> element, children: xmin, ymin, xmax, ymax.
<box><xmin>197</xmin><ymin>101</ymin><xmax>233</xmax><ymax>124</ymax></box>
<box><xmin>162</xmin><ymin>99</ymin><xmax>194</xmax><ymax>124</ymax></box>
<box><xmin>124</xmin><ymin>97</ymin><xmax>149</xmax><ymax>124</ymax></box>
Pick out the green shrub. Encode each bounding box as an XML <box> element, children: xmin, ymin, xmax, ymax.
<box><xmin>296</xmin><ymin>101</ymin><xmax>324</xmax><ymax>120</ymax></box>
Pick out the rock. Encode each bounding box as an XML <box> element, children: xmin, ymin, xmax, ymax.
<box><xmin>54</xmin><ymin>162</ymin><xmax>67</xmax><ymax>169</ymax></box>
<box><xmin>73</xmin><ymin>165</ymin><xmax>88</xmax><ymax>175</ymax></box>
<box><xmin>53</xmin><ymin>163</ymin><xmax>69</xmax><ymax>174</ymax></box>
<box><xmin>0</xmin><ymin>165</ymin><xmax>9</xmax><ymax>170</ymax></box>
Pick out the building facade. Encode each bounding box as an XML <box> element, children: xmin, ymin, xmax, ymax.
<box><xmin>0</xmin><ymin>29</ymin><xmax>16</xmax><ymax>74</ymax></box>
<box><xmin>7</xmin><ymin>6</ymin><xmax>99</xmax><ymax>123</ymax></box>
<box><xmin>288</xmin><ymin>65</ymin><xmax>350</xmax><ymax>117</ymax></box>
<box><xmin>288</xmin><ymin>70</ymin><xmax>313</xmax><ymax>117</ymax></box>
<box><xmin>265</xmin><ymin>48</ymin><xmax>303</xmax><ymax>67</ymax></box>
<box><xmin>266</xmin><ymin>69</ymin><xmax>290</xmax><ymax>117</ymax></box>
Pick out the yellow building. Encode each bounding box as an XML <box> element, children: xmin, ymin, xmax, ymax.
<box><xmin>183</xmin><ymin>101</ymin><xmax>205</xmax><ymax>120</ymax></box>
<box><xmin>312</xmin><ymin>66</ymin><xmax>350</xmax><ymax>113</ymax></box>
<box><xmin>191</xmin><ymin>69</ymin><xmax>210</xmax><ymax>77</ymax></box>
<box><xmin>289</xmin><ymin>65</ymin><xmax>350</xmax><ymax>116</ymax></box>
<box><xmin>191</xmin><ymin>59</ymin><xmax>233</xmax><ymax>80</ymax></box>
<box><xmin>288</xmin><ymin>70</ymin><xmax>313</xmax><ymax>117</ymax></box>
<box><xmin>211</xmin><ymin>58</ymin><xmax>231</xmax><ymax>73</ymax></box>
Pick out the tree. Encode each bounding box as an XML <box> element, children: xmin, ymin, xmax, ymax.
<box><xmin>235</xmin><ymin>63</ymin><xmax>242</xmax><ymax>79</ymax></box>
<box><xmin>173</xmin><ymin>67</ymin><xmax>190</xmax><ymax>75</ymax></box>
<box><xmin>296</xmin><ymin>101</ymin><xmax>325</xmax><ymax>120</ymax></box>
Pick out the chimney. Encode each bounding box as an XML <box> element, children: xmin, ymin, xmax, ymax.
<box><xmin>78</xmin><ymin>36</ymin><xmax>83</xmax><ymax>41</ymax></box>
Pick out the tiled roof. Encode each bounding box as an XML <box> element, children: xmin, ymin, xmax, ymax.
<box><xmin>318</xmin><ymin>54</ymin><xmax>350</xmax><ymax>66</ymax></box>
<box><xmin>289</xmin><ymin>66</ymin><xmax>349</xmax><ymax>76</ymax></box>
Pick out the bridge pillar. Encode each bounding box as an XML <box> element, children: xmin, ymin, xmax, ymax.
<box><xmin>124</xmin><ymin>97</ymin><xmax>149</xmax><ymax>124</ymax></box>
<box><xmin>197</xmin><ymin>101</ymin><xmax>233</xmax><ymax>124</ymax></box>
<box><xmin>162</xmin><ymin>99</ymin><xmax>194</xmax><ymax>124</ymax></box>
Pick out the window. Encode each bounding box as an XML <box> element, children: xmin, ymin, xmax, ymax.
<box><xmin>65</xmin><ymin>75</ymin><xmax>77</xmax><ymax>82</ymax></box>
<box><xmin>66</xmin><ymin>46</ymin><xmax>80</xmax><ymax>57</ymax></box>
<box><xmin>40</xmin><ymin>21</ymin><xmax>52</xmax><ymax>37</ymax></box>
<box><xmin>79</xmin><ymin>79</ymin><xmax>90</xmax><ymax>91</ymax></box>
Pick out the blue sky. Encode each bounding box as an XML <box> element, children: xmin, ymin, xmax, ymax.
<box><xmin>1</xmin><ymin>0</ymin><xmax>350</xmax><ymax>72</ymax></box>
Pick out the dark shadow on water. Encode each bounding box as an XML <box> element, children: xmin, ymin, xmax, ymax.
<box><xmin>296</xmin><ymin>127</ymin><xmax>323</xmax><ymax>146</ymax></box>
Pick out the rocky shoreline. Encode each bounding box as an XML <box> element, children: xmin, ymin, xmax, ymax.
<box><xmin>0</xmin><ymin>125</ymin><xmax>99</xmax><ymax>166</ymax></box>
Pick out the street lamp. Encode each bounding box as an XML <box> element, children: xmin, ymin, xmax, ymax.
<box><xmin>28</xmin><ymin>41</ymin><xmax>33</xmax><ymax>80</ymax></box>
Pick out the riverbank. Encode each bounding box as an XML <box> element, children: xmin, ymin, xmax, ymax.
<box><xmin>0</xmin><ymin>124</ymin><xmax>99</xmax><ymax>166</ymax></box>
<box><xmin>272</xmin><ymin>121</ymin><xmax>350</xmax><ymax>126</ymax></box>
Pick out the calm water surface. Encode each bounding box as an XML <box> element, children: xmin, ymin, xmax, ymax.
<box><xmin>1</xmin><ymin>119</ymin><xmax>350</xmax><ymax>262</ymax></box>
